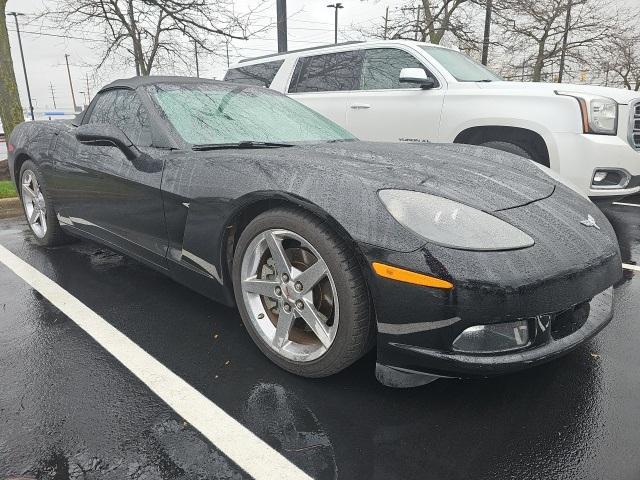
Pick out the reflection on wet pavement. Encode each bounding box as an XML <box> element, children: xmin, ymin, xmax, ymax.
<box><xmin>244</xmin><ymin>383</ymin><xmax>337</xmax><ymax>480</ymax></box>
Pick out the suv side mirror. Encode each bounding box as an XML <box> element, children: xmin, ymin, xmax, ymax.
<box><xmin>399</xmin><ymin>68</ymin><xmax>436</xmax><ymax>89</ymax></box>
<box><xmin>75</xmin><ymin>123</ymin><xmax>141</xmax><ymax>160</ymax></box>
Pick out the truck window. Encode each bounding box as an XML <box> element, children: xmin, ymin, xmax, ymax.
<box><xmin>288</xmin><ymin>50</ymin><xmax>364</xmax><ymax>93</ymax></box>
<box><xmin>224</xmin><ymin>60</ymin><xmax>285</xmax><ymax>88</ymax></box>
<box><xmin>361</xmin><ymin>48</ymin><xmax>435</xmax><ymax>90</ymax></box>
<box><xmin>420</xmin><ymin>46</ymin><xmax>501</xmax><ymax>82</ymax></box>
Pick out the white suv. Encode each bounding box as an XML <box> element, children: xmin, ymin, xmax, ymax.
<box><xmin>224</xmin><ymin>40</ymin><xmax>640</xmax><ymax>199</ymax></box>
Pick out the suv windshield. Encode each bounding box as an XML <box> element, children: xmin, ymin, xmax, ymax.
<box><xmin>147</xmin><ymin>82</ymin><xmax>355</xmax><ymax>146</ymax></box>
<box><xmin>420</xmin><ymin>46</ymin><xmax>502</xmax><ymax>82</ymax></box>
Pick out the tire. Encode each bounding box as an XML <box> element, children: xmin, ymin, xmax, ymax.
<box><xmin>232</xmin><ymin>207</ymin><xmax>374</xmax><ymax>378</ymax></box>
<box><xmin>19</xmin><ymin>160</ymin><xmax>71</xmax><ymax>246</ymax></box>
<box><xmin>479</xmin><ymin>140</ymin><xmax>533</xmax><ymax>160</ymax></box>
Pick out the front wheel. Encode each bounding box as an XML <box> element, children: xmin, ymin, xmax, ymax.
<box><xmin>232</xmin><ymin>208</ymin><xmax>374</xmax><ymax>378</ymax></box>
<box><xmin>19</xmin><ymin>160</ymin><xmax>71</xmax><ymax>246</ymax></box>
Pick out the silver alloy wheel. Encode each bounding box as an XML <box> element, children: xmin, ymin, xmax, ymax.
<box><xmin>21</xmin><ymin>169</ymin><xmax>47</xmax><ymax>239</ymax></box>
<box><xmin>240</xmin><ymin>228</ymin><xmax>340</xmax><ymax>362</ymax></box>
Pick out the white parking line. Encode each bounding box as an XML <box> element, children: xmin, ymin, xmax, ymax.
<box><xmin>623</xmin><ymin>263</ymin><xmax>640</xmax><ymax>272</ymax></box>
<box><xmin>0</xmin><ymin>244</ymin><xmax>311</xmax><ymax>480</ymax></box>
<box><xmin>613</xmin><ymin>202</ymin><xmax>640</xmax><ymax>208</ymax></box>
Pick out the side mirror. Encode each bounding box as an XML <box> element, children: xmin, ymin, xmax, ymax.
<box><xmin>75</xmin><ymin>123</ymin><xmax>140</xmax><ymax>160</ymax></box>
<box><xmin>399</xmin><ymin>68</ymin><xmax>436</xmax><ymax>89</ymax></box>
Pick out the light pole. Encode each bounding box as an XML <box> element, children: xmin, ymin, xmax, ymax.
<box><xmin>327</xmin><ymin>3</ymin><xmax>343</xmax><ymax>44</ymax></box>
<box><xmin>481</xmin><ymin>0</ymin><xmax>492</xmax><ymax>66</ymax></box>
<box><xmin>7</xmin><ymin>12</ymin><xmax>34</xmax><ymax>121</ymax></box>
<box><xmin>276</xmin><ymin>0</ymin><xmax>287</xmax><ymax>53</ymax></box>
<box><xmin>194</xmin><ymin>40</ymin><xmax>200</xmax><ymax>78</ymax></box>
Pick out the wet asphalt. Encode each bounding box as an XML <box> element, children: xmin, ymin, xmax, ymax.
<box><xmin>0</xmin><ymin>197</ymin><xmax>639</xmax><ymax>480</ymax></box>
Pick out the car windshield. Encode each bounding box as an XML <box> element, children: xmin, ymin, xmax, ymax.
<box><xmin>420</xmin><ymin>46</ymin><xmax>502</xmax><ymax>82</ymax></box>
<box><xmin>147</xmin><ymin>82</ymin><xmax>356</xmax><ymax>146</ymax></box>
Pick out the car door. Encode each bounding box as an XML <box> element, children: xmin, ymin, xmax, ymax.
<box><xmin>54</xmin><ymin>88</ymin><xmax>168</xmax><ymax>269</ymax></box>
<box><xmin>346</xmin><ymin>47</ymin><xmax>445</xmax><ymax>143</ymax></box>
<box><xmin>287</xmin><ymin>50</ymin><xmax>364</xmax><ymax>128</ymax></box>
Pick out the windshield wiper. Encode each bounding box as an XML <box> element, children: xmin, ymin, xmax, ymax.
<box><xmin>192</xmin><ymin>141</ymin><xmax>294</xmax><ymax>151</ymax></box>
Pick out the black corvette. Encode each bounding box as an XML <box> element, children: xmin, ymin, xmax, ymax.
<box><xmin>7</xmin><ymin>76</ymin><xmax>621</xmax><ymax>387</ymax></box>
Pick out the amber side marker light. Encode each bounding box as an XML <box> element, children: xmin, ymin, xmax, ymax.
<box><xmin>372</xmin><ymin>262</ymin><xmax>454</xmax><ymax>289</ymax></box>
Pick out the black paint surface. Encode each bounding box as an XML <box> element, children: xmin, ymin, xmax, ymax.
<box><xmin>0</xmin><ymin>196</ymin><xmax>639</xmax><ymax>479</ymax></box>
<box><xmin>6</xmin><ymin>78</ymin><xmax>622</xmax><ymax>379</ymax></box>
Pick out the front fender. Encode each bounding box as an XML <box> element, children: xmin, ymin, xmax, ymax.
<box><xmin>440</xmin><ymin>93</ymin><xmax>587</xmax><ymax>170</ymax></box>
<box><xmin>161</xmin><ymin>153</ymin><xmax>427</xmax><ymax>304</ymax></box>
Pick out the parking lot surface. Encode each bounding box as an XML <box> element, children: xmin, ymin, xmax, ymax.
<box><xmin>1</xmin><ymin>198</ymin><xmax>639</xmax><ymax>480</ymax></box>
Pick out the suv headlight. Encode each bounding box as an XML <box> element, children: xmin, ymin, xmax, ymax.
<box><xmin>378</xmin><ymin>190</ymin><xmax>534</xmax><ymax>251</ymax></box>
<box><xmin>556</xmin><ymin>91</ymin><xmax>618</xmax><ymax>135</ymax></box>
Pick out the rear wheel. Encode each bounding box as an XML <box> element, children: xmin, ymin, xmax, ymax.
<box><xmin>19</xmin><ymin>160</ymin><xmax>71</xmax><ymax>246</ymax></box>
<box><xmin>232</xmin><ymin>208</ymin><xmax>373</xmax><ymax>377</ymax></box>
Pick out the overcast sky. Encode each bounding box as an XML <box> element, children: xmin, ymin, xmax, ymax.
<box><xmin>5</xmin><ymin>0</ymin><xmax>637</xmax><ymax>113</ymax></box>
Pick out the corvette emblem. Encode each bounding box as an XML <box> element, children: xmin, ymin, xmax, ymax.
<box><xmin>580</xmin><ymin>215</ymin><xmax>600</xmax><ymax>230</ymax></box>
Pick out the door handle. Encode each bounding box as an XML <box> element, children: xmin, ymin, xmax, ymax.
<box><xmin>349</xmin><ymin>104</ymin><xmax>371</xmax><ymax>109</ymax></box>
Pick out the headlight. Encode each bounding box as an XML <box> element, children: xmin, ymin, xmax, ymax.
<box><xmin>556</xmin><ymin>91</ymin><xmax>618</xmax><ymax>135</ymax></box>
<box><xmin>378</xmin><ymin>189</ymin><xmax>534</xmax><ymax>251</ymax></box>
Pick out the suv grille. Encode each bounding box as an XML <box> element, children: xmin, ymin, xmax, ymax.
<box><xmin>631</xmin><ymin>101</ymin><xmax>640</xmax><ymax>150</ymax></box>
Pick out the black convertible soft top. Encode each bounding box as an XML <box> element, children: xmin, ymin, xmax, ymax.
<box><xmin>99</xmin><ymin>75</ymin><xmax>225</xmax><ymax>93</ymax></box>
<box><xmin>71</xmin><ymin>76</ymin><xmax>230</xmax><ymax>126</ymax></box>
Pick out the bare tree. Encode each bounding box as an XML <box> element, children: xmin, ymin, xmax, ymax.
<box><xmin>356</xmin><ymin>0</ymin><xmax>478</xmax><ymax>48</ymax></box>
<box><xmin>40</xmin><ymin>0</ymin><xmax>270</xmax><ymax>76</ymax></box>
<box><xmin>592</xmin><ymin>25</ymin><xmax>640</xmax><ymax>91</ymax></box>
<box><xmin>0</xmin><ymin>0</ymin><xmax>25</xmax><ymax>143</ymax></box>
<box><xmin>492</xmin><ymin>0</ymin><xmax>617</xmax><ymax>82</ymax></box>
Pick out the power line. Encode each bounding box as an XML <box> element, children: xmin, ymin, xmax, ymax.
<box><xmin>7</xmin><ymin>28</ymin><xmax>106</xmax><ymax>43</ymax></box>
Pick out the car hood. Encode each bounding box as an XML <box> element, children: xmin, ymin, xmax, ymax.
<box><xmin>476</xmin><ymin>81</ymin><xmax>640</xmax><ymax>104</ymax></box>
<box><xmin>202</xmin><ymin>141</ymin><xmax>555</xmax><ymax>212</ymax></box>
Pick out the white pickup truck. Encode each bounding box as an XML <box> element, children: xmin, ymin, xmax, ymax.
<box><xmin>224</xmin><ymin>40</ymin><xmax>640</xmax><ymax>199</ymax></box>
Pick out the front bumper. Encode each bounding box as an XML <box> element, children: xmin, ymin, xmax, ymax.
<box><xmin>375</xmin><ymin>287</ymin><xmax>613</xmax><ymax>387</ymax></box>
<box><xmin>359</xmin><ymin>191</ymin><xmax>621</xmax><ymax>387</ymax></box>
<box><xmin>552</xmin><ymin>132</ymin><xmax>640</xmax><ymax>198</ymax></box>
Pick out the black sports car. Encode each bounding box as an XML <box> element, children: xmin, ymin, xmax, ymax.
<box><xmin>7</xmin><ymin>77</ymin><xmax>621</xmax><ymax>387</ymax></box>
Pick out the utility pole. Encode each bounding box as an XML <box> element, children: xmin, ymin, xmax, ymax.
<box><xmin>49</xmin><ymin>82</ymin><xmax>57</xmax><ymax>109</ymax></box>
<box><xmin>558</xmin><ymin>0</ymin><xmax>572</xmax><ymax>83</ymax></box>
<box><xmin>327</xmin><ymin>3</ymin><xmax>343</xmax><ymax>44</ymax></box>
<box><xmin>481</xmin><ymin>0</ymin><xmax>492</xmax><ymax>65</ymax></box>
<box><xmin>226</xmin><ymin>39</ymin><xmax>230</xmax><ymax>68</ymax></box>
<box><xmin>194</xmin><ymin>41</ymin><xmax>200</xmax><ymax>77</ymax></box>
<box><xmin>64</xmin><ymin>54</ymin><xmax>77</xmax><ymax>111</ymax></box>
<box><xmin>383</xmin><ymin>6</ymin><xmax>389</xmax><ymax>40</ymax></box>
<box><xmin>276</xmin><ymin>0</ymin><xmax>287</xmax><ymax>53</ymax></box>
<box><xmin>85</xmin><ymin>72</ymin><xmax>91</xmax><ymax>100</ymax></box>
<box><xmin>415</xmin><ymin>4</ymin><xmax>421</xmax><ymax>41</ymax></box>
<box><xmin>7</xmin><ymin>12</ymin><xmax>34</xmax><ymax>121</ymax></box>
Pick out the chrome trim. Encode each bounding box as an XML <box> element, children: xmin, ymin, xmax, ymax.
<box><xmin>628</xmin><ymin>99</ymin><xmax>640</xmax><ymax>150</ymax></box>
<box><xmin>181</xmin><ymin>248</ymin><xmax>222</xmax><ymax>282</ymax></box>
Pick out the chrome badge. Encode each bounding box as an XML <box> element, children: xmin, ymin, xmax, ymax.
<box><xmin>580</xmin><ymin>214</ymin><xmax>600</xmax><ymax>230</ymax></box>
